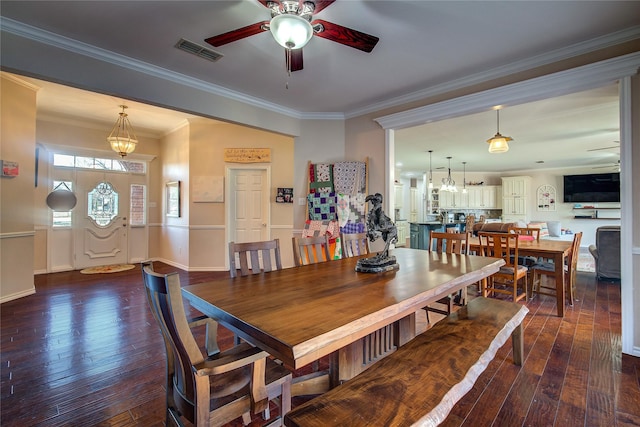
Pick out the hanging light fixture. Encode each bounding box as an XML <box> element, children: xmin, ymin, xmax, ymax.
<box><xmin>268</xmin><ymin>1</ymin><xmax>314</xmax><ymax>79</ymax></box>
<box><xmin>440</xmin><ymin>156</ymin><xmax>457</xmax><ymax>192</ymax></box>
<box><xmin>461</xmin><ymin>162</ymin><xmax>468</xmax><ymax>194</ymax></box>
<box><xmin>427</xmin><ymin>150</ymin><xmax>434</xmax><ymax>189</ymax></box>
<box><xmin>107</xmin><ymin>105</ymin><xmax>138</xmax><ymax>157</ymax></box>
<box><xmin>486</xmin><ymin>108</ymin><xmax>513</xmax><ymax>153</ymax></box>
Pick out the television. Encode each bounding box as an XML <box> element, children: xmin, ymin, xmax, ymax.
<box><xmin>563</xmin><ymin>172</ymin><xmax>620</xmax><ymax>203</ymax></box>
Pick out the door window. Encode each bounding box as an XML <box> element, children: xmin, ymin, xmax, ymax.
<box><xmin>87</xmin><ymin>182</ymin><xmax>119</xmax><ymax>226</ymax></box>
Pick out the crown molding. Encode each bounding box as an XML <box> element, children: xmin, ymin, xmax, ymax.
<box><xmin>374</xmin><ymin>52</ymin><xmax>640</xmax><ymax>130</ymax></box>
<box><xmin>347</xmin><ymin>26</ymin><xmax>640</xmax><ymax>119</ymax></box>
<box><xmin>3</xmin><ymin>17</ymin><xmax>639</xmax><ymax>121</ymax></box>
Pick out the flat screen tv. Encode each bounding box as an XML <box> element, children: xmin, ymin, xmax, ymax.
<box><xmin>563</xmin><ymin>172</ymin><xmax>620</xmax><ymax>203</ymax></box>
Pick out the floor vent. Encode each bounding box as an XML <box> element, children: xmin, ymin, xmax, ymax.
<box><xmin>175</xmin><ymin>38</ymin><xmax>223</xmax><ymax>62</ymax></box>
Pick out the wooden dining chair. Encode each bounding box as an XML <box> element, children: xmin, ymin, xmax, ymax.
<box><xmin>509</xmin><ymin>226</ymin><xmax>541</xmax><ymax>241</ymax></box>
<box><xmin>478</xmin><ymin>231</ymin><xmax>528</xmax><ymax>303</ymax></box>
<box><xmin>142</xmin><ymin>261</ymin><xmax>220</xmax><ymax>357</ymax></box>
<box><xmin>292</xmin><ymin>235</ymin><xmax>331</xmax><ymax>266</ymax></box>
<box><xmin>142</xmin><ymin>264</ymin><xmax>292</xmax><ymax>427</ymax></box>
<box><xmin>531</xmin><ymin>232</ymin><xmax>583</xmax><ymax>305</ymax></box>
<box><xmin>340</xmin><ymin>232</ymin><xmax>370</xmax><ymax>258</ymax></box>
<box><xmin>229</xmin><ymin>238</ymin><xmax>282</xmax><ymax>278</ymax></box>
<box><xmin>424</xmin><ymin>230</ymin><xmax>469</xmax><ymax>323</ymax></box>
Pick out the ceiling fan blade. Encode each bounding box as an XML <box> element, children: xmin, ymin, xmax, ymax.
<box><xmin>312</xmin><ymin>0</ymin><xmax>336</xmax><ymax>13</ymax></box>
<box><xmin>257</xmin><ymin>0</ymin><xmax>279</xmax><ymax>8</ymax></box>
<box><xmin>312</xmin><ymin>19</ymin><xmax>379</xmax><ymax>53</ymax></box>
<box><xmin>587</xmin><ymin>145</ymin><xmax>620</xmax><ymax>152</ymax></box>
<box><xmin>286</xmin><ymin>49</ymin><xmax>304</xmax><ymax>72</ymax></box>
<box><xmin>205</xmin><ymin>21</ymin><xmax>269</xmax><ymax>47</ymax></box>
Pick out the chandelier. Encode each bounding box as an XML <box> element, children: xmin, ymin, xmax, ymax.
<box><xmin>486</xmin><ymin>108</ymin><xmax>513</xmax><ymax>153</ymax></box>
<box><xmin>107</xmin><ymin>105</ymin><xmax>138</xmax><ymax>157</ymax></box>
<box><xmin>427</xmin><ymin>150</ymin><xmax>434</xmax><ymax>189</ymax></box>
<box><xmin>440</xmin><ymin>157</ymin><xmax>457</xmax><ymax>192</ymax></box>
<box><xmin>461</xmin><ymin>162</ymin><xmax>468</xmax><ymax>194</ymax></box>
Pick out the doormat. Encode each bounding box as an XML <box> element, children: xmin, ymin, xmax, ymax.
<box><xmin>80</xmin><ymin>264</ymin><xmax>136</xmax><ymax>274</ymax></box>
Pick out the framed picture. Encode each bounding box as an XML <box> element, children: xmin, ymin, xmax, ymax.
<box><xmin>276</xmin><ymin>187</ymin><xmax>293</xmax><ymax>203</ymax></box>
<box><xmin>166</xmin><ymin>181</ymin><xmax>181</xmax><ymax>217</ymax></box>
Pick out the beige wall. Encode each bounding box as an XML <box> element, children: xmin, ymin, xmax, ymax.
<box><xmin>0</xmin><ymin>75</ymin><xmax>37</xmax><ymax>301</ymax></box>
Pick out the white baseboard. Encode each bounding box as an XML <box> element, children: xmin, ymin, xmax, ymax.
<box><xmin>0</xmin><ymin>287</ymin><xmax>36</xmax><ymax>303</ymax></box>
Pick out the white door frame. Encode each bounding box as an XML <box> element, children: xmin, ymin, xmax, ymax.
<box><xmin>225</xmin><ymin>165</ymin><xmax>272</xmax><ymax>268</ymax></box>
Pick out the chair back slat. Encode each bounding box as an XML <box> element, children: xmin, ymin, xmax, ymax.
<box><xmin>292</xmin><ymin>235</ymin><xmax>331</xmax><ymax>266</ymax></box>
<box><xmin>509</xmin><ymin>226</ymin><xmax>540</xmax><ymax>241</ymax></box>
<box><xmin>341</xmin><ymin>232</ymin><xmax>370</xmax><ymax>258</ymax></box>
<box><xmin>429</xmin><ymin>231</ymin><xmax>468</xmax><ymax>254</ymax></box>
<box><xmin>229</xmin><ymin>239</ymin><xmax>282</xmax><ymax>278</ymax></box>
<box><xmin>478</xmin><ymin>232</ymin><xmax>519</xmax><ymax>266</ymax></box>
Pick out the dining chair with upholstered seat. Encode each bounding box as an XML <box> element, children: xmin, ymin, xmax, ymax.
<box><xmin>531</xmin><ymin>232</ymin><xmax>582</xmax><ymax>305</ymax></box>
<box><xmin>142</xmin><ymin>263</ymin><xmax>292</xmax><ymax>427</ymax></box>
<box><xmin>424</xmin><ymin>230</ymin><xmax>469</xmax><ymax>323</ymax></box>
<box><xmin>478</xmin><ymin>232</ymin><xmax>528</xmax><ymax>303</ymax></box>
<box><xmin>229</xmin><ymin>238</ymin><xmax>282</xmax><ymax>278</ymax></box>
<box><xmin>340</xmin><ymin>232</ymin><xmax>370</xmax><ymax>258</ymax></box>
<box><xmin>292</xmin><ymin>235</ymin><xmax>331</xmax><ymax>266</ymax></box>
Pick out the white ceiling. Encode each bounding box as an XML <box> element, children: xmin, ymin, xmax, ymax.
<box><xmin>2</xmin><ymin>1</ymin><xmax>637</xmax><ymax>171</ymax></box>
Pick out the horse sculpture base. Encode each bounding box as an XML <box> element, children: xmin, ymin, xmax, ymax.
<box><xmin>356</xmin><ymin>255</ymin><xmax>399</xmax><ymax>273</ymax></box>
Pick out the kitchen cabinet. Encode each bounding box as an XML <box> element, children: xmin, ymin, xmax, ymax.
<box><xmin>466</xmin><ymin>186</ymin><xmax>500</xmax><ymax>209</ymax></box>
<box><xmin>501</xmin><ymin>176</ymin><xmax>530</xmax><ymax>222</ymax></box>
<box><xmin>428</xmin><ymin>188</ymin><xmax>440</xmax><ymax>213</ymax></box>
<box><xmin>394</xmin><ymin>183</ymin><xmax>403</xmax><ymax>208</ymax></box>
<box><xmin>409</xmin><ymin>188</ymin><xmax>418</xmax><ymax>222</ymax></box>
<box><xmin>396</xmin><ymin>220</ymin><xmax>408</xmax><ymax>246</ymax></box>
<box><xmin>440</xmin><ymin>190</ymin><xmax>468</xmax><ymax>209</ymax></box>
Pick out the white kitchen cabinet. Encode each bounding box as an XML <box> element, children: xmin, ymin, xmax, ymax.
<box><xmin>394</xmin><ymin>183</ymin><xmax>403</xmax><ymax>209</ymax></box>
<box><xmin>440</xmin><ymin>190</ymin><xmax>467</xmax><ymax>209</ymax></box>
<box><xmin>467</xmin><ymin>186</ymin><xmax>500</xmax><ymax>209</ymax></box>
<box><xmin>396</xmin><ymin>220</ymin><xmax>408</xmax><ymax>246</ymax></box>
<box><xmin>501</xmin><ymin>176</ymin><xmax>530</xmax><ymax>222</ymax></box>
<box><xmin>410</xmin><ymin>188</ymin><xmax>418</xmax><ymax>222</ymax></box>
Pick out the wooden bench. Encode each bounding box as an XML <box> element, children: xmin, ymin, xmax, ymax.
<box><xmin>284</xmin><ymin>297</ymin><xmax>528</xmax><ymax>427</ymax></box>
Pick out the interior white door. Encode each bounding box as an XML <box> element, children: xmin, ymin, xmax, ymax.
<box><xmin>74</xmin><ymin>170</ymin><xmax>129</xmax><ymax>268</ymax></box>
<box><xmin>229</xmin><ymin>168</ymin><xmax>269</xmax><ymax>244</ymax></box>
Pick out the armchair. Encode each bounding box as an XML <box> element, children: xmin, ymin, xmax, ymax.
<box><xmin>588</xmin><ymin>225</ymin><xmax>620</xmax><ymax>280</ymax></box>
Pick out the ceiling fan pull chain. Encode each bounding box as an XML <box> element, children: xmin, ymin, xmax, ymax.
<box><xmin>285</xmin><ymin>47</ymin><xmax>292</xmax><ymax>89</ymax></box>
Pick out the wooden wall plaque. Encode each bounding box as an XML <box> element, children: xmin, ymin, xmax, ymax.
<box><xmin>224</xmin><ymin>148</ymin><xmax>271</xmax><ymax>163</ymax></box>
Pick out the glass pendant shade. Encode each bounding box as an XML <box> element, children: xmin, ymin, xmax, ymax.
<box><xmin>487</xmin><ymin>133</ymin><xmax>512</xmax><ymax>153</ymax></box>
<box><xmin>270</xmin><ymin>14</ymin><xmax>313</xmax><ymax>49</ymax></box>
<box><xmin>107</xmin><ymin>105</ymin><xmax>138</xmax><ymax>157</ymax></box>
<box><xmin>487</xmin><ymin>109</ymin><xmax>512</xmax><ymax>153</ymax></box>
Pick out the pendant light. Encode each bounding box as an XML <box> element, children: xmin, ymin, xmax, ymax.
<box><xmin>486</xmin><ymin>108</ymin><xmax>513</xmax><ymax>153</ymax></box>
<box><xmin>427</xmin><ymin>150</ymin><xmax>434</xmax><ymax>189</ymax></box>
<box><xmin>440</xmin><ymin>156</ymin><xmax>457</xmax><ymax>192</ymax></box>
<box><xmin>107</xmin><ymin>105</ymin><xmax>138</xmax><ymax>157</ymax></box>
<box><xmin>462</xmin><ymin>162</ymin><xmax>468</xmax><ymax>194</ymax></box>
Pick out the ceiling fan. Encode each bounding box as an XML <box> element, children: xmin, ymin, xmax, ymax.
<box><xmin>204</xmin><ymin>0</ymin><xmax>379</xmax><ymax>72</ymax></box>
<box><xmin>587</xmin><ymin>140</ymin><xmax>620</xmax><ymax>152</ymax></box>
<box><xmin>593</xmin><ymin>159</ymin><xmax>621</xmax><ymax>172</ymax></box>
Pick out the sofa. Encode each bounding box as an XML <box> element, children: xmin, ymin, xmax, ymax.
<box><xmin>588</xmin><ymin>226</ymin><xmax>621</xmax><ymax>280</ymax></box>
<box><xmin>471</xmin><ymin>222</ymin><xmax>517</xmax><ymax>235</ymax></box>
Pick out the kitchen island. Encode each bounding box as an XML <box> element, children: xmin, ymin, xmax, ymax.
<box><xmin>409</xmin><ymin>221</ymin><xmax>466</xmax><ymax>250</ymax></box>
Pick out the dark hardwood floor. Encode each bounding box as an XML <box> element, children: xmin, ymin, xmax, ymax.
<box><xmin>1</xmin><ymin>263</ymin><xmax>639</xmax><ymax>426</ymax></box>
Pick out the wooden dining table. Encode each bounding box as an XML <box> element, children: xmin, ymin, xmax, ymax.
<box><xmin>467</xmin><ymin>236</ymin><xmax>573</xmax><ymax>317</ymax></box>
<box><xmin>181</xmin><ymin>247</ymin><xmax>504</xmax><ymax>388</ymax></box>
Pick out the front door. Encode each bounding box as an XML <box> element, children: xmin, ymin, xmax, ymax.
<box><xmin>74</xmin><ymin>170</ymin><xmax>129</xmax><ymax>268</ymax></box>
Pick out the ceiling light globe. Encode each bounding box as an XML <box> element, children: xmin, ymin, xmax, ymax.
<box><xmin>488</xmin><ymin>137</ymin><xmax>510</xmax><ymax>153</ymax></box>
<box><xmin>270</xmin><ymin>14</ymin><xmax>313</xmax><ymax>49</ymax></box>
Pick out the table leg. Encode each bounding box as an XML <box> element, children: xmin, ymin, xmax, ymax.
<box><xmin>554</xmin><ymin>252</ymin><xmax>565</xmax><ymax>317</ymax></box>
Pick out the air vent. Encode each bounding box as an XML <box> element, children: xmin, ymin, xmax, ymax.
<box><xmin>175</xmin><ymin>38</ymin><xmax>223</xmax><ymax>62</ymax></box>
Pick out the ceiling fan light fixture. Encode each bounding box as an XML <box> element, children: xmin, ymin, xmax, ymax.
<box><xmin>269</xmin><ymin>14</ymin><xmax>313</xmax><ymax>49</ymax></box>
<box><xmin>107</xmin><ymin>105</ymin><xmax>138</xmax><ymax>157</ymax></box>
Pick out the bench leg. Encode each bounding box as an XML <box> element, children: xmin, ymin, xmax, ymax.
<box><xmin>511</xmin><ymin>323</ymin><xmax>524</xmax><ymax>366</ymax></box>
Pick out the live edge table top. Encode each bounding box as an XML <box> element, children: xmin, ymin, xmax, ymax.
<box><xmin>182</xmin><ymin>248</ymin><xmax>504</xmax><ymax>370</ymax></box>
